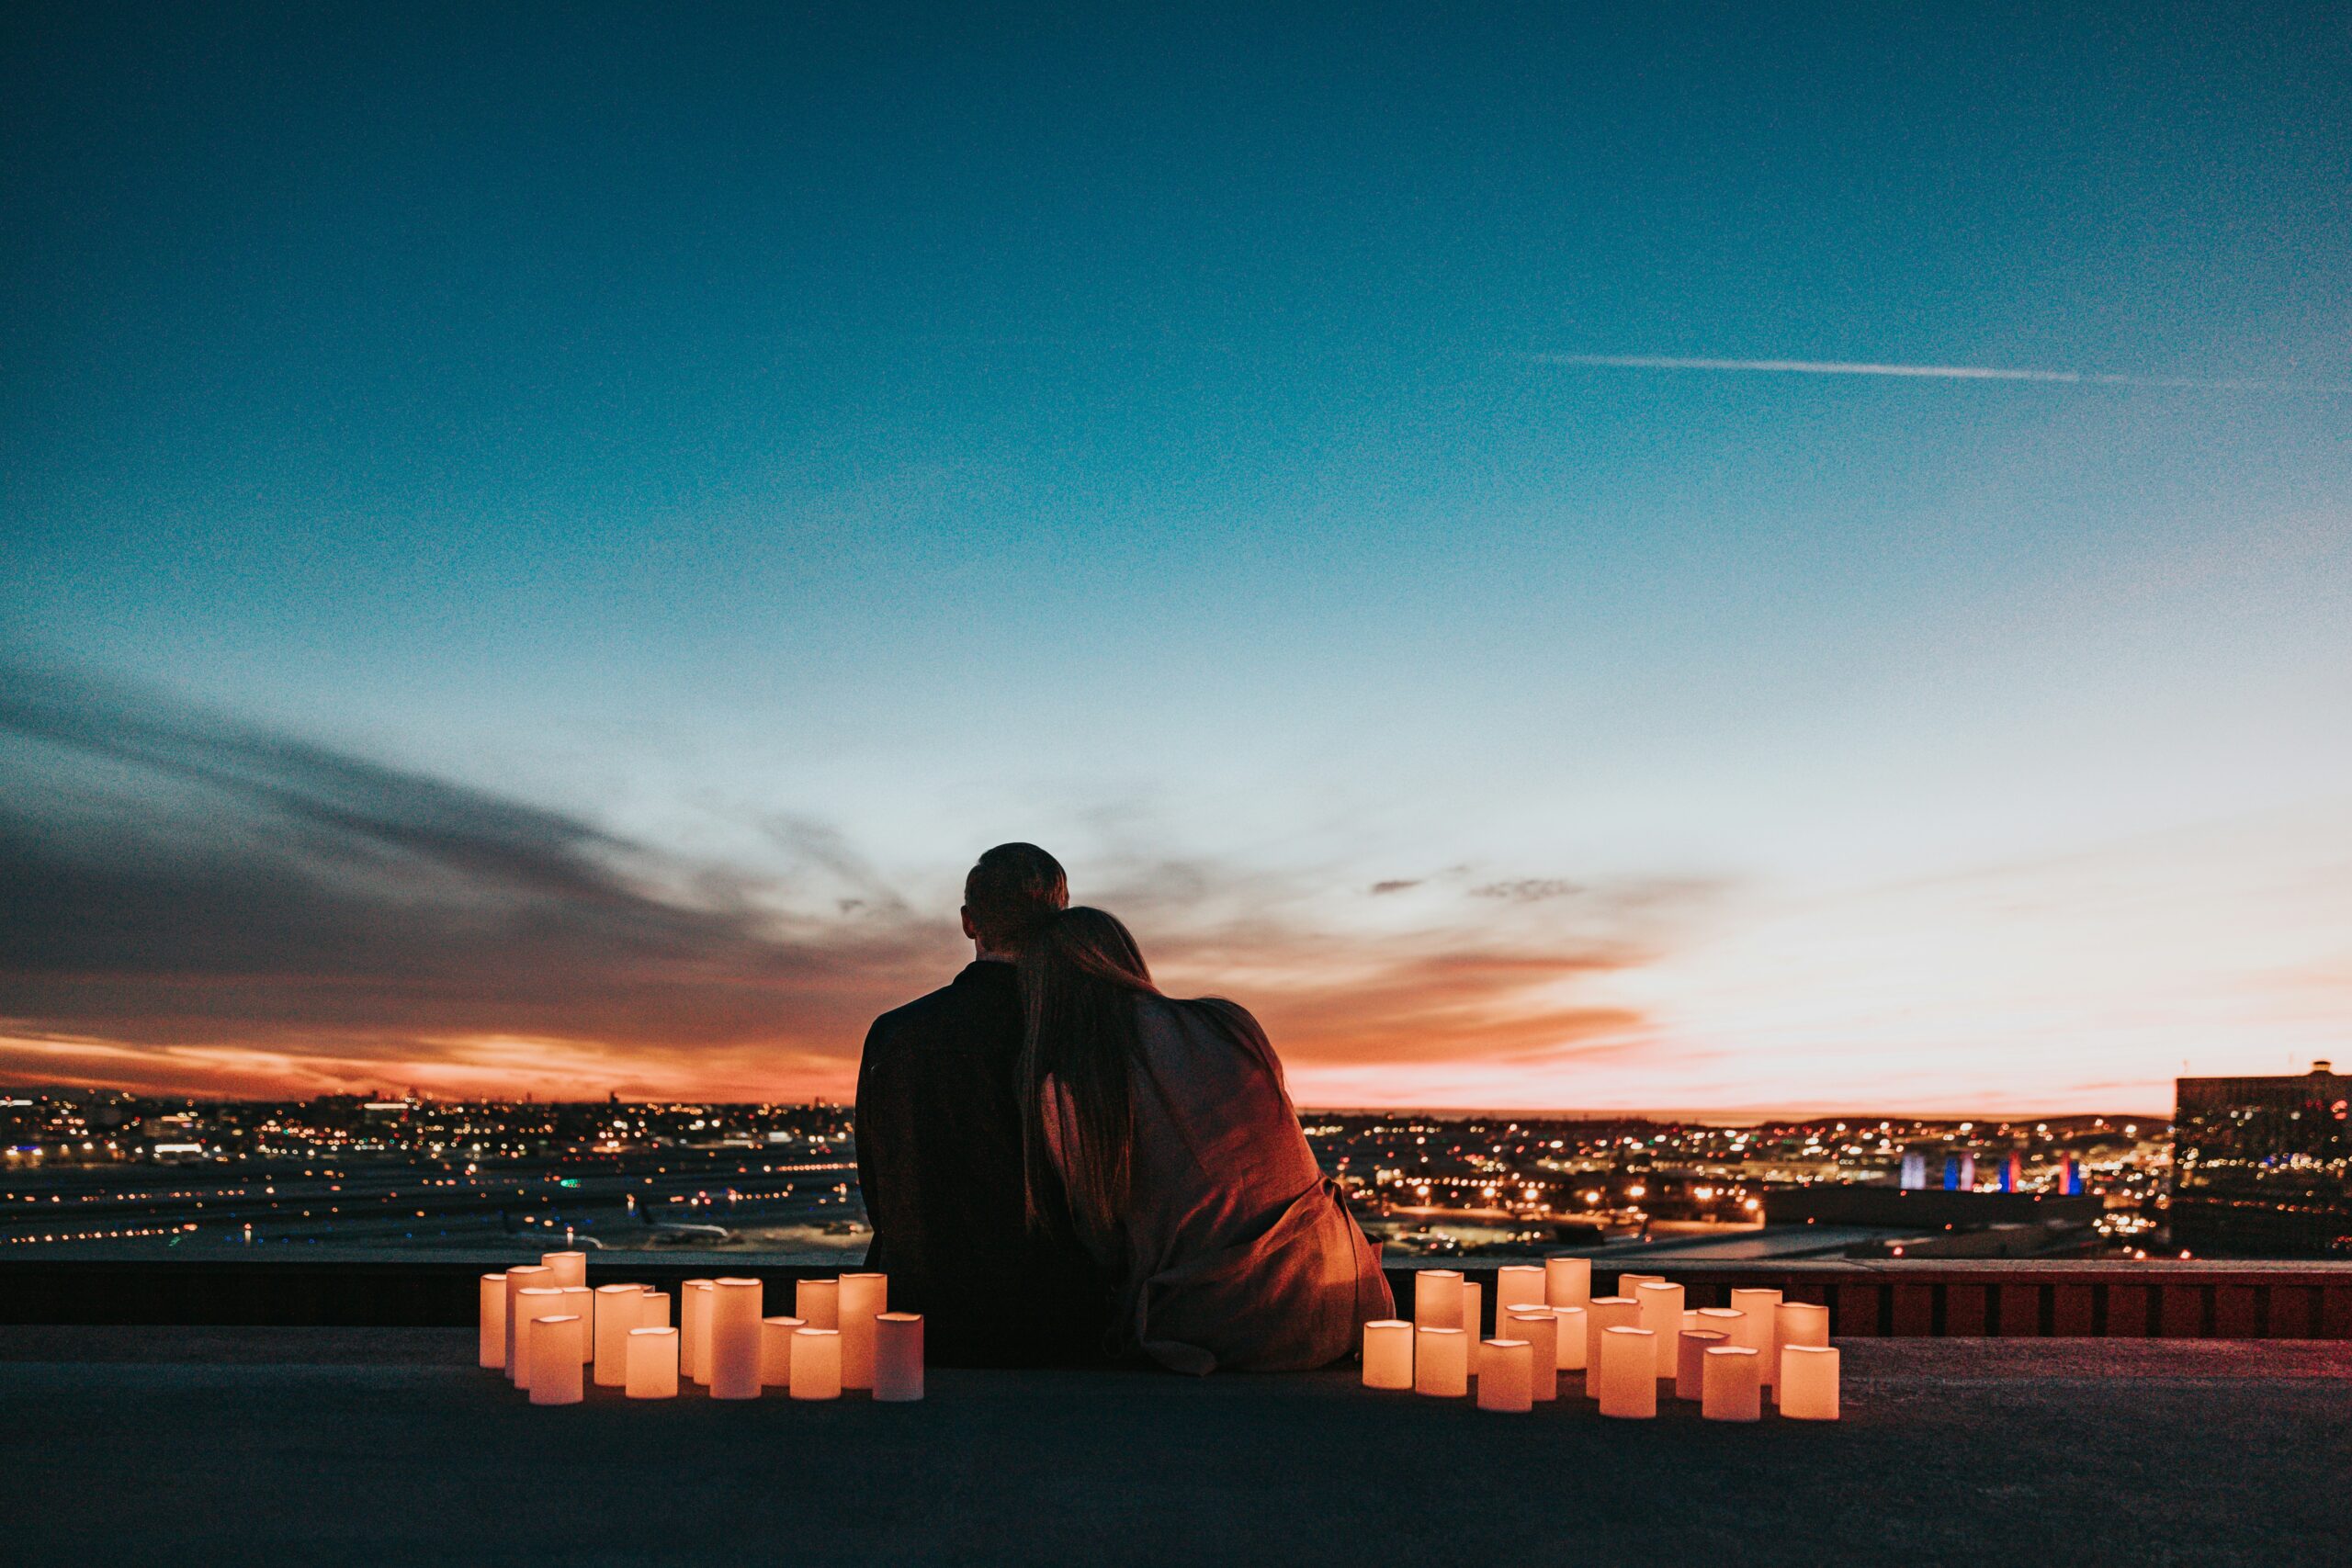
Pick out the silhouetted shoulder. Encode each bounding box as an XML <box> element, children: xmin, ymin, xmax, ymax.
<box><xmin>864</xmin><ymin>962</ymin><xmax>1020</xmax><ymax>1064</ymax></box>
<box><xmin>1166</xmin><ymin>995</ymin><xmax>1285</xmax><ymax>1084</ymax></box>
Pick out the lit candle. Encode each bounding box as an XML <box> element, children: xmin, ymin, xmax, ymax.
<box><xmin>1476</xmin><ymin>1340</ymin><xmax>1532</xmax><ymax>1413</ymax></box>
<box><xmin>1695</xmin><ymin>1306</ymin><xmax>1744</xmax><ymax>1352</ymax></box>
<box><xmin>682</xmin><ymin>1280</ymin><xmax>716</xmax><ymax>1384</ymax></box>
<box><xmin>796</xmin><ymin>1277</ymin><xmax>840</xmax><ymax>1330</ymax></box>
<box><xmin>1702</xmin><ymin>1345</ymin><xmax>1760</xmax><ymax>1420</ymax></box>
<box><xmin>1362</xmin><ymin>1319</ymin><xmax>1414</xmax><ymax>1391</ymax></box>
<box><xmin>1680</xmin><ymin>1310</ymin><xmax>1700</xmax><ymax>1335</ymax></box>
<box><xmin>1413</xmin><ymin>1326</ymin><xmax>1468</xmax><ymax>1396</ymax></box>
<box><xmin>1494</xmin><ymin>1266</ymin><xmax>1544</xmax><ymax>1314</ymax></box>
<box><xmin>1779</xmin><ymin>1345</ymin><xmax>1840</xmax><ymax>1419</ymax></box>
<box><xmin>1505</xmin><ymin>1310</ymin><xmax>1557</xmax><ymax>1401</ymax></box>
<box><xmin>1634</xmin><ymin>1281</ymin><xmax>1685</xmax><ymax>1377</ymax></box>
<box><xmin>874</xmin><ymin>1313</ymin><xmax>924</xmax><ymax>1402</ymax></box>
<box><xmin>1772</xmin><ymin>1302</ymin><xmax>1829</xmax><ymax>1402</ymax></box>
<box><xmin>526</xmin><ymin>1314</ymin><xmax>584</xmax><ymax>1405</ymax></box>
<box><xmin>1582</xmin><ymin>1297</ymin><xmax>1639</xmax><ymax>1397</ymax></box>
<box><xmin>1617</xmin><ymin>1272</ymin><xmax>1665</xmax><ymax>1296</ymax></box>
<box><xmin>1413</xmin><ymin>1269</ymin><xmax>1464</xmax><ymax>1330</ymax></box>
<box><xmin>1544</xmin><ymin>1256</ymin><xmax>1591</xmax><ymax>1310</ymax></box>
<box><xmin>540</xmin><ymin>1250</ymin><xmax>587</xmax><ymax>1290</ymax></box>
<box><xmin>479</xmin><ymin>1273</ymin><xmax>507</xmax><ymax>1370</ymax></box>
<box><xmin>1728</xmin><ymin>1289</ymin><xmax>1782</xmax><ymax>1385</ymax></box>
<box><xmin>625</xmin><ymin>1325</ymin><xmax>679</xmax><ymax>1399</ymax></box>
<box><xmin>1461</xmin><ymin>1281</ymin><xmax>1484</xmax><ymax>1344</ymax></box>
<box><xmin>761</xmin><ymin>1315</ymin><xmax>805</xmax><ymax>1386</ymax></box>
<box><xmin>790</xmin><ymin>1326</ymin><xmax>842</xmax><ymax>1400</ymax></box>
<box><xmin>1552</xmin><ymin>1305</ymin><xmax>1589</xmax><ymax>1371</ymax></box>
<box><xmin>1596</xmin><ymin>1326</ymin><xmax>1657</xmax><ymax>1418</ymax></box>
<box><xmin>1676</xmin><ymin>1328</ymin><xmax>1727</xmax><ymax>1400</ymax></box>
<box><xmin>641</xmin><ymin>1290</ymin><xmax>672</xmax><ymax>1330</ymax></box>
<box><xmin>838</xmin><ymin>1272</ymin><xmax>887</xmax><ymax>1390</ymax></box>
<box><xmin>707</xmin><ymin>1278</ymin><xmax>764</xmax><ymax>1399</ymax></box>
<box><xmin>513</xmin><ymin>1287</ymin><xmax>567</xmax><ymax>1392</ymax></box>
<box><xmin>559</xmin><ymin>1284</ymin><xmax>594</xmax><ymax>1362</ymax></box>
<box><xmin>503</xmin><ymin>1265</ymin><xmax>551</xmax><ymax>1380</ymax></box>
<box><xmin>594</xmin><ymin>1283</ymin><xmax>642</xmax><ymax>1385</ymax></box>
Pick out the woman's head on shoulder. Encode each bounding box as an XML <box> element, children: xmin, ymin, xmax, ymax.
<box><xmin>1015</xmin><ymin>905</ymin><xmax>1156</xmax><ymax>994</ymax></box>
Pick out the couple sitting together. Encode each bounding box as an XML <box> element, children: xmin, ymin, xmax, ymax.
<box><xmin>854</xmin><ymin>842</ymin><xmax>1394</xmax><ymax>1372</ymax></box>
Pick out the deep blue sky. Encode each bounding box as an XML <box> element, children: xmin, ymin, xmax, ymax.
<box><xmin>3</xmin><ymin>4</ymin><xmax>2347</xmax><ymax>1108</ymax></box>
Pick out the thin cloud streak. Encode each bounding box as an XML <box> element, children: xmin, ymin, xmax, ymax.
<box><xmin>1523</xmin><ymin>352</ymin><xmax>2352</xmax><ymax>394</ymax></box>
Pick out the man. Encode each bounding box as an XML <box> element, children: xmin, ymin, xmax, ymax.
<box><xmin>854</xmin><ymin>843</ymin><xmax>1107</xmax><ymax>1365</ymax></box>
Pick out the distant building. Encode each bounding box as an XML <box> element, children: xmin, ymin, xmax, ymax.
<box><xmin>2172</xmin><ymin>1062</ymin><xmax>2352</xmax><ymax>1257</ymax></box>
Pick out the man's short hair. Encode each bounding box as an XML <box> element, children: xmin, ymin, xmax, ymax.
<box><xmin>963</xmin><ymin>842</ymin><xmax>1069</xmax><ymax>952</ymax></box>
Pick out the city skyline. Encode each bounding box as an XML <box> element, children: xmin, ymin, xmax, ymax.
<box><xmin>6</xmin><ymin>6</ymin><xmax>2349</xmax><ymax>1112</ymax></box>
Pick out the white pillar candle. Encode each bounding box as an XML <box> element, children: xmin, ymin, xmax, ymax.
<box><xmin>1596</xmin><ymin>1326</ymin><xmax>1657</xmax><ymax>1418</ymax></box>
<box><xmin>1494</xmin><ymin>1266</ymin><xmax>1544</xmax><ymax>1314</ymax></box>
<box><xmin>1676</xmin><ymin>1329</ymin><xmax>1727</xmax><ymax>1400</ymax></box>
<box><xmin>1461</xmin><ymin>1281</ymin><xmax>1483</xmax><ymax>1345</ymax></box>
<box><xmin>796</xmin><ymin>1277</ymin><xmax>840</xmax><ymax>1330</ymax></box>
<box><xmin>594</xmin><ymin>1284</ymin><xmax>642</xmax><ymax>1385</ymax></box>
<box><xmin>707</xmin><ymin>1278</ymin><xmax>765</xmax><ymax>1399</ymax></box>
<box><xmin>479</xmin><ymin>1274</ymin><xmax>507</xmax><ymax>1370</ymax></box>
<box><xmin>1413</xmin><ymin>1326</ymin><xmax>1468</xmax><ymax>1396</ymax></box>
<box><xmin>1772</xmin><ymin>1302</ymin><xmax>1830</xmax><ymax>1404</ymax></box>
<box><xmin>1476</xmin><ymin>1340</ymin><xmax>1532</xmax><ymax>1412</ymax></box>
<box><xmin>682</xmin><ymin>1280</ymin><xmax>716</xmax><ymax>1383</ymax></box>
<box><xmin>1582</xmin><ymin>1298</ymin><xmax>1639</xmax><ymax>1396</ymax></box>
<box><xmin>526</xmin><ymin>1314</ymin><xmax>584</xmax><ymax>1405</ymax></box>
<box><xmin>1505</xmin><ymin>1311</ymin><xmax>1557</xmax><ymax>1401</ymax></box>
<box><xmin>1728</xmin><ymin>1289</ymin><xmax>1783</xmax><ymax>1385</ymax></box>
<box><xmin>1551</xmin><ymin>1306</ymin><xmax>1589</xmax><ymax>1371</ymax></box>
<box><xmin>1779</xmin><ymin>1345</ymin><xmax>1840</xmax><ymax>1420</ymax></box>
<box><xmin>1634</xmin><ymin>1281</ymin><xmax>1686</xmax><ymax>1377</ymax></box>
<box><xmin>790</xmin><ymin>1327</ymin><xmax>842</xmax><ymax>1400</ymax></box>
<box><xmin>1544</xmin><ymin>1256</ymin><xmax>1591</xmax><ymax>1310</ymax></box>
<box><xmin>838</xmin><ymin>1272</ymin><xmax>887</xmax><ymax>1390</ymax></box>
<box><xmin>1617</xmin><ymin>1272</ymin><xmax>1665</xmax><ymax>1296</ymax></box>
<box><xmin>503</xmin><ymin>1265</ymin><xmax>551</xmax><ymax>1381</ymax></box>
<box><xmin>1362</xmin><ymin>1319</ymin><xmax>1414</xmax><ymax>1390</ymax></box>
<box><xmin>1696</xmin><ymin>1305</ymin><xmax>1743</xmax><ymax>1345</ymax></box>
<box><xmin>1702</xmin><ymin>1345</ymin><xmax>1761</xmax><ymax>1420</ymax></box>
<box><xmin>1413</xmin><ymin>1269</ymin><xmax>1464</xmax><ymax>1330</ymax></box>
<box><xmin>559</xmin><ymin>1285</ymin><xmax>594</xmax><ymax>1361</ymax></box>
<box><xmin>1681</xmin><ymin>1310</ymin><xmax>1701</xmax><ymax>1335</ymax></box>
<box><xmin>625</xmin><ymin>1326</ymin><xmax>679</xmax><ymax>1399</ymax></box>
<box><xmin>540</xmin><ymin>1251</ymin><xmax>587</xmax><ymax>1289</ymax></box>
<box><xmin>761</xmin><ymin>1316</ymin><xmax>805</xmax><ymax>1386</ymax></box>
<box><xmin>641</xmin><ymin>1290</ymin><xmax>672</xmax><ymax>1331</ymax></box>
<box><xmin>512</xmin><ymin>1287</ymin><xmax>568</xmax><ymax>1391</ymax></box>
<box><xmin>874</xmin><ymin>1313</ymin><xmax>924</xmax><ymax>1402</ymax></box>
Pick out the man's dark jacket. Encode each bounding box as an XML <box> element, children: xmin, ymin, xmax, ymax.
<box><xmin>855</xmin><ymin>961</ymin><xmax>1108</xmax><ymax>1366</ymax></box>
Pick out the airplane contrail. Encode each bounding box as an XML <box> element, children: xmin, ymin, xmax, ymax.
<box><xmin>1521</xmin><ymin>352</ymin><xmax>2352</xmax><ymax>394</ymax></box>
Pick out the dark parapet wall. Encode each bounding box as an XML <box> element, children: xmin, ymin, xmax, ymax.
<box><xmin>8</xmin><ymin>1258</ymin><xmax>2352</xmax><ymax>1339</ymax></box>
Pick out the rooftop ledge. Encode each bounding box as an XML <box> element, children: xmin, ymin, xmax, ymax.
<box><xmin>7</xmin><ymin>1256</ymin><xmax>2352</xmax><ymax>1338</ymax></box>
<box><xmin>1</xmin><ymin>1325</ymin><xmax>2344</xmax><ymax>1566</ymax></box>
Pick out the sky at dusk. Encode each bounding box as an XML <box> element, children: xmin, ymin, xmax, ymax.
<box><xmin>4</xmin><ymin>4</ymin><xmax>2348</xmax><ymax>1113</ymax></box>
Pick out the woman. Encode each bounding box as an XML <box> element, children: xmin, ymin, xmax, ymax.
<box><xmin>1016</xmin><ymin>907</ymin><xmax>1394</xmax><ymax>1373</ymax></box>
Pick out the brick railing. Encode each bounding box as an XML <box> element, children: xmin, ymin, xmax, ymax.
<box><xmin>5</xmin><ymin>1257</ymin><xmax>2350</xmax><ymax>1337</ymax></box>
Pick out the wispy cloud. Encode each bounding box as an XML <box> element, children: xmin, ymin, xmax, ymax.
<box><xmin>0</xmin><ymin>662</ymin><xmax>1709</xmax><ymax>1100</ymax></box>
<box><xmin>0</xmin><ymin>660</ymin><xmax>947</xmax><ymax>1098</ymax></box>
<box><xmin>1522</xmin><ymin>352</ymin><xmax>2352</xmax><ymax>394</ymax></box>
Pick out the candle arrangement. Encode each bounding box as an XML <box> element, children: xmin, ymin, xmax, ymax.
<box><xmin>479</xmin><ymin>1256</ymin><xmax>924</xmax><ymax>1407</ymax></box>
<box><xmin>1367</xmin><ymin>1266</ymin><xmax>1845</xmax><ymax>1425</ymax></box>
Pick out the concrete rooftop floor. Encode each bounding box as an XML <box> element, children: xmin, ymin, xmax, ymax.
<box><xmin>2</xmin><ymin>1327</ymin><xmax>2346</xmax><ymax>1566</ymax></box>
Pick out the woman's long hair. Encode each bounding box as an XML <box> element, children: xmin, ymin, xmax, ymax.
<box><xmin>1016</xmin><ymin>907</ymin><xmax>1159</xmax><ymax>1239</ymax></box>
